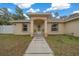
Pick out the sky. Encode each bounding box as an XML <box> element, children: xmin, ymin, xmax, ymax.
<box><xmin>0</xmin><ymin>3</ymin><xmax>79</xmax><ymax>17</ymax></box>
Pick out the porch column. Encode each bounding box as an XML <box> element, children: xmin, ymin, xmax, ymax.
<box><xmin>44</xmin><ymin>20</ymin><xmax>48</xmax><ymax>37</ymax></box>
<box><xmin>30</xmin><ymin>20</ymin><xmax>34</xmax><ymax>37</ymax></box>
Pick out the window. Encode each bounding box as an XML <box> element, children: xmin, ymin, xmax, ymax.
<box><xmin>51</xmin><ymin>23</ymin><xmax>58</xmax><ymax>31</ymax></box>
<box><xmin>23</xmin><ymin>23</ymin><xmax>28</xmax><ymax>31</ymax></box>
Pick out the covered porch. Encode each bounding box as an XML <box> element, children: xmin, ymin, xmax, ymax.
<box><xmin>30</xmin><ymin>18</ymin><xmax>48</xmax><ymax>37</ymax></box>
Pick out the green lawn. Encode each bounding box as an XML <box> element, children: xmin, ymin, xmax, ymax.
<box><xmin>0</xmin><ymin>34</ymin><xmax>32</xmax><ymax>56</ymax></box>
<box><xmin>47</xmin><ymin>35</ymin><xmax>79</xmax><ymax>56</ymax></box>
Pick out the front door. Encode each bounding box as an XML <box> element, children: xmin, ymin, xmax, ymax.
<box><xmin>34</xmin><ymin>24</ymin><xmax>44</xmax><ymax>34</ymax></box>
<box><xmin>34</xmin><ymin>19</ymin><xmax>44</xmax><ymax>36</ymax></box>
<box><xmin>34</xmin><ymin>25</ymin><xmax>44</xmax><ymax>36</ymax></box>
<box><xmin>37</xmin><ymin>25</ymin><xmax>41</xmax><ymax>31</ymax></box>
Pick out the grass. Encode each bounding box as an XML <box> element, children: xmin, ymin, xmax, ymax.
<box><xmin>46</xmin><ymin>35</ymin><xmax>79</xmax><ymax>56</ymax></box>
<box><xmin>0</xmin><ymin>34</ymin><xmax>32</xmax><ymax>56</ymax></box>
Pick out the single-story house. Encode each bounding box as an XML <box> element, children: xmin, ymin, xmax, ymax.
<box><xmin>10</xmin><ymin>13</ymin><xmax>79</xmax><ymax>37</ymax></box>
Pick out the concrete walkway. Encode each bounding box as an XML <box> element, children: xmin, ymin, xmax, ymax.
<box><xmin>24</xmin><ymin>32</ymin><xmax>53</xmax><ymax>56</ymax></box>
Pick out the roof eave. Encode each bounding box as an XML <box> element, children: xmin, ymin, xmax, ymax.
<box><xmin>65</xmin><ymin>16</ymin><xmax>79</xmax><ymax>22</ymax></box>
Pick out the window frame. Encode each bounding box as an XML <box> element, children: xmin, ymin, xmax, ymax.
<box><xmin>23</xmin><ymin>23</ymin><xmax>28</xmax><ymax>31</ymax></box>
<box><xmin>51</xmin><ymin>22</ymin><xmax>58</xmax><ymax>31</ymax></box>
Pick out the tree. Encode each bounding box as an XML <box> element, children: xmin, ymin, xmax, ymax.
<box><xmin>11</xmin><ymin>14</ymin><xmax>18</xmax><ymax>20</ymax></box>
<box><xmin>0</xmin><ymin>8</ymin><xmax>11</xmax><ymax>25</ymax></box>
<box><xmin>0</xmin><ymin>7</ymin><xmax>26</xmax><ymax>25</ymax></box>
<box><xmin>0</xmin><ymin>8</ymin><xmax>11</xmax><ymax>20</ymax></box>
<box><xmin>15</xmin><ymin>6</ymin><xmax>25</xmax><ymax>20</ymax></box>
<box><xmin>54</xmin><ymin>12</ymin><xmax>60</xmax><ymax>18</ymax></box>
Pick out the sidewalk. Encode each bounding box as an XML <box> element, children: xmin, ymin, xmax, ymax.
<box><xmin>24</xmin><ymin>32</ymin><xmax>53</xmax><ymax>56</ymax></box>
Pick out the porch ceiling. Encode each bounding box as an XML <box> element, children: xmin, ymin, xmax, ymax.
<box><xmin>34</xmin><ymin>20</ymin><xmax>44</xmax><ymax>25</ymax></box>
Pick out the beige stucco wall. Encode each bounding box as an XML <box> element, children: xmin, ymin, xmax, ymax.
<box><xmin>14</xmin><ymin>22</ymin><xmax>30</xmax><ymax>35</ymax></box>
<box><xmin>12</xmin><ymin>18</ymin><xmax>79</xmax><ymax>37</ymax></box>
<box><xmin>65</xmin><ymin>19</ymin><xmax>79</xmax><ymax>37</ymax></box>
<box><xmin>47</xmin><ymin>22</ymin><xmax>65</xmax><ymax>35</ymax></box>
<box><xmin>31</xmin><ymin>17</ymin><xmax>47</xmax><ymax>21</ymax></box>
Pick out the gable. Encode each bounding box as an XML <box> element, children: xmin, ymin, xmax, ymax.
<box><xmin>27</xmin><ymin>13</ymin><xmax>51</xmax><ymax>20</ymax></box>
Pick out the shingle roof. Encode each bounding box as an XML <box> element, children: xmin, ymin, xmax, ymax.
<box><xmin>64</xmin><ymin>13</ymin><xmax>79</xmax><ymax>22</ymax></box>
<box><xmin>10</xmin><ymin>13</ymin><xmax>79</xmax><ymax>23</ymax></box>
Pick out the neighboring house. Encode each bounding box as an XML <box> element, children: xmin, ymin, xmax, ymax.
<box><xmin>9</xmin><ymin>13</ymin><xmax>79</xmax><ymax>37</ymax></box>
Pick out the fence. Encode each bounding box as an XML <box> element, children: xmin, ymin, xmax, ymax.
<box><xmin>0</xmin><ymin>25</ymin><xmax>14</xmax><ymax>34</ymax></box>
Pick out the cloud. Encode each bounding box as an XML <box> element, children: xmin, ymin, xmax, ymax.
<box><xmin>14</xmin><ymin>3</ymin><xmax>34</xmax><ymax>9</ymax></box>
<box><xmin>72</xmin><ymin>10</ymin><xmax>79</xmax><ymax>14</ymax></box>
<box><xmin>52</xmin><ymin>3</ymin><xmax>70</xmax><ymax>10</ymax></box>
<box><xmin>52</xmin><ymin>13</ymin><xmax>55</xmax><ymax>17</ymax></box>
<box><xmin>7</xmin><ymin>8</ymin><xmax>12</xmax><ymax>12</ymax></box>
<box><xmin>43</xmin><ymin>2</ymin><xmax>71</xmax><ymax>12</ymax></box>
<box><xmin>26</xmin><ymin>8</ymin><xmax>40</xmax><ymax>13</ymax></box>
<box><xmin>43</xmin><ymin>8</ymin><xmax>52</xmax><ymax>13</ymax></box>
<box><xmin>52</xmin><ymin>0</ymin><xmax>70</xmax><ymax>10</ymax></box>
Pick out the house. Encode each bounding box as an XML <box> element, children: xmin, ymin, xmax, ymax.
<box><xmin>10</xmin><ymin>13</ymin><xmax>79</xmax><ymax>37</ymax></box>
